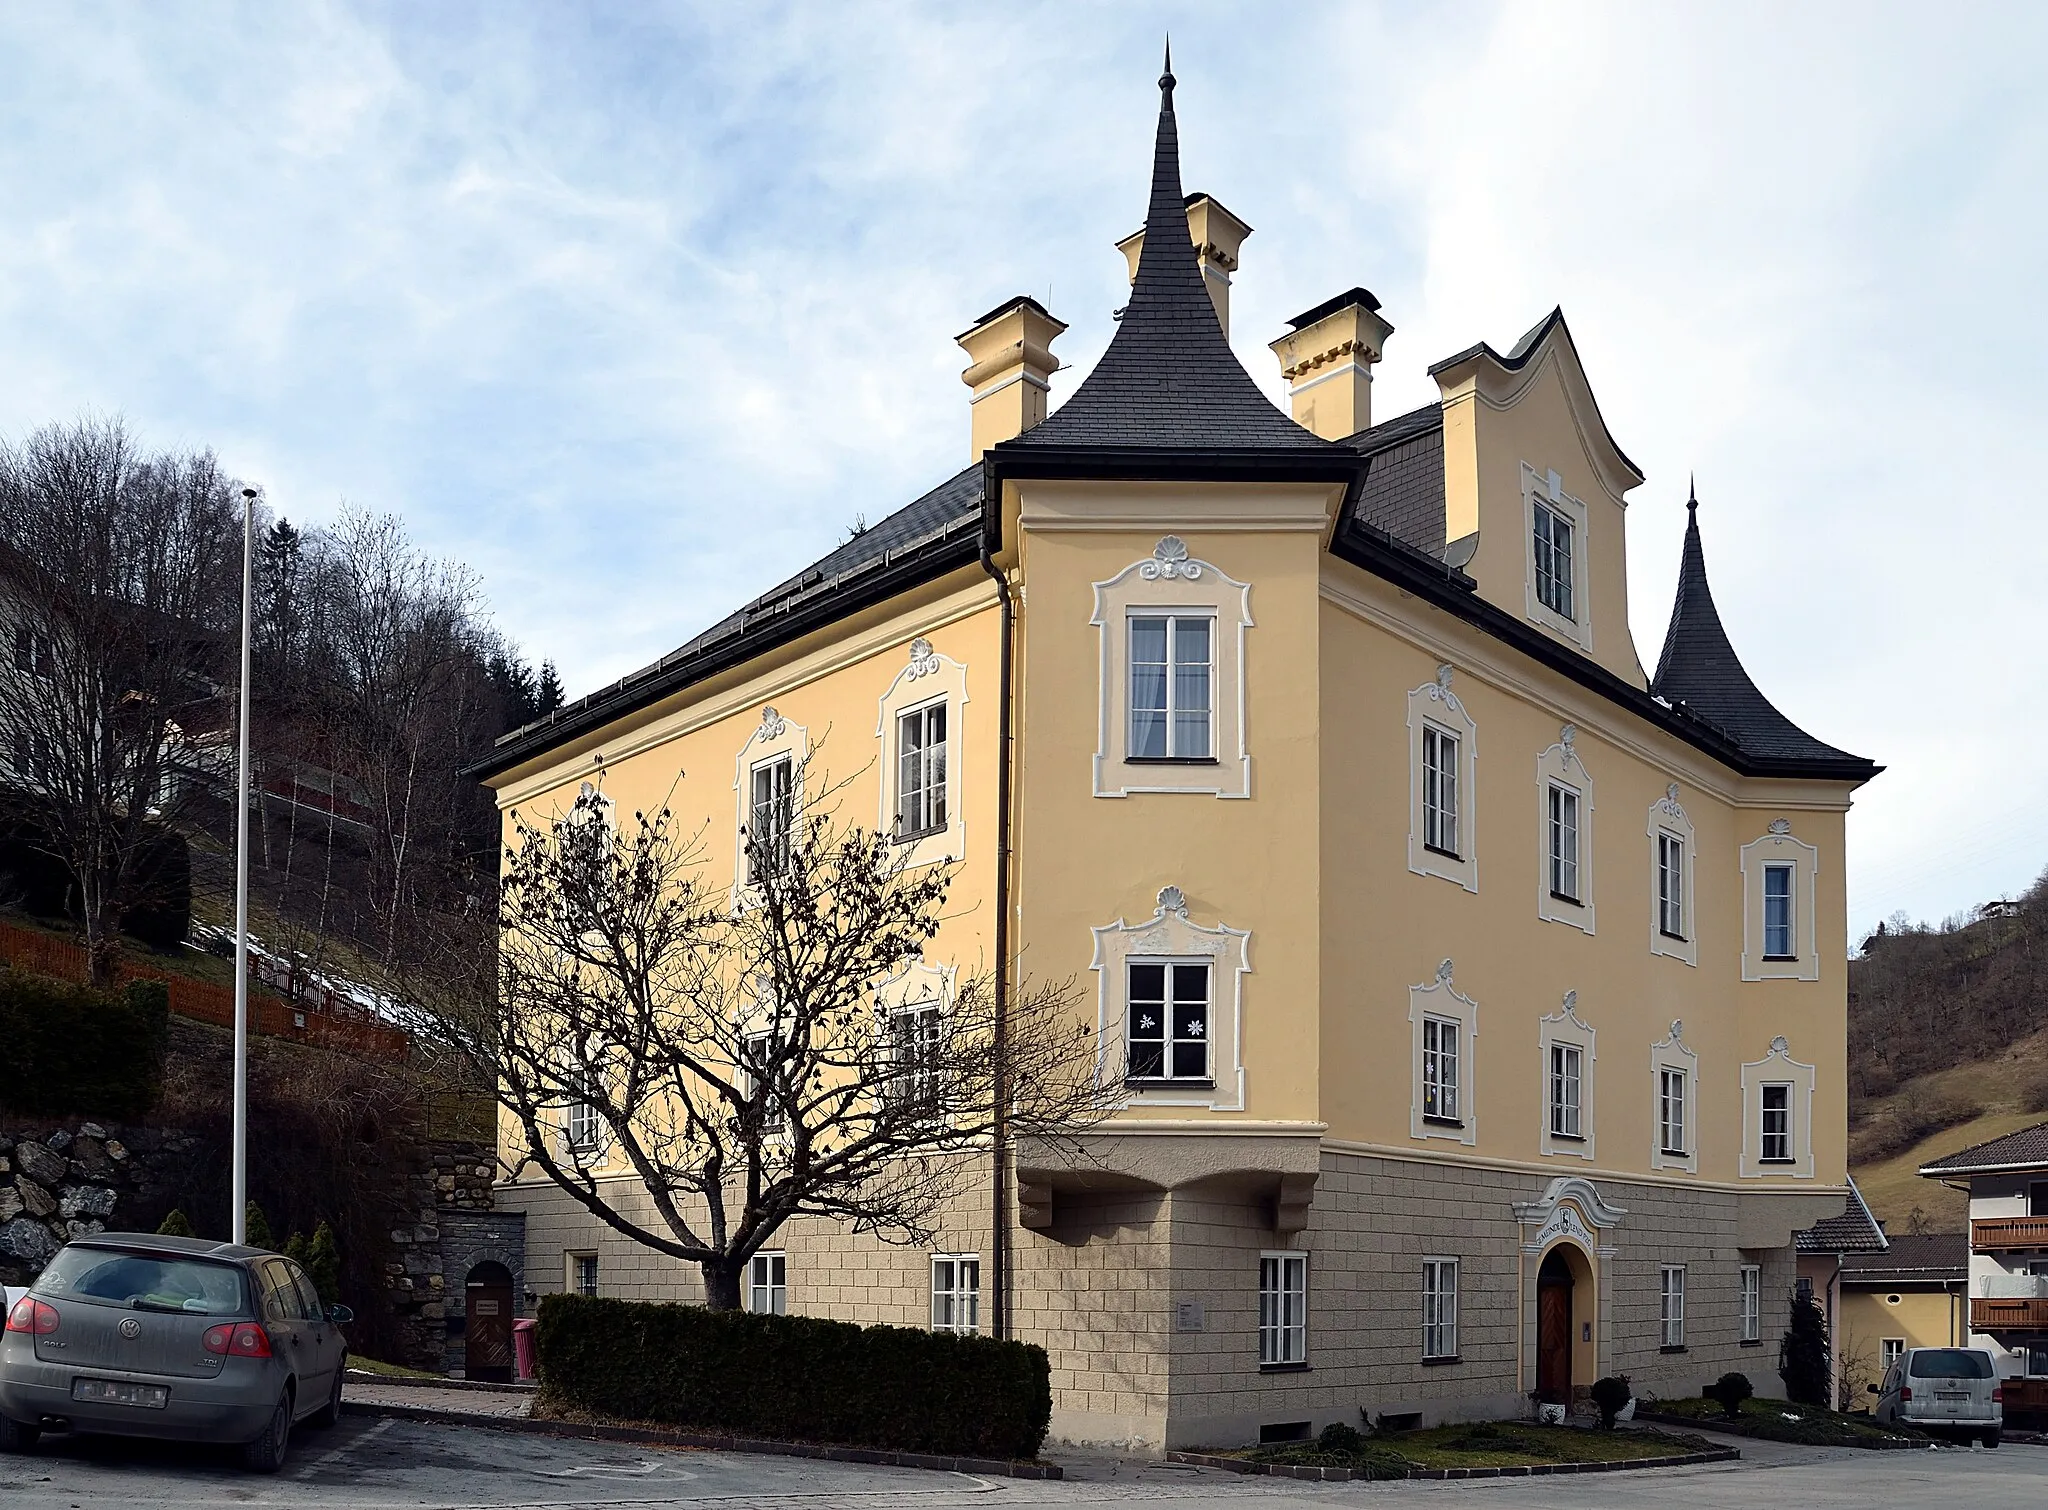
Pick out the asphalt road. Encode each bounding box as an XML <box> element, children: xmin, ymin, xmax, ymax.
<box><xmin>0</xmin><ymin>1414</ymin><xmax>2043</xmax><ymax>1509</ymax></box>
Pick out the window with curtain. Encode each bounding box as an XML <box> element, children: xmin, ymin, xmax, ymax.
<box><xmin>1740</xmin><ymin>1265</ymin><xmax>1761</xmax><ymax>1343</ymax></box>
<box><xmin>748</xmin><ymin>1252</ymin><xmax>787</xmax><ymax>1315</ymax></box>
<box><xmin>1761</xmin><ymin>1083</ymin><xmax>1792</xmax><ymax>1162</ymax></box>
<box><xmin>1658</xmin><ymin>832</ymin><xmax>1686</xmax><ymax>939</ymax></box>
<box><xmin>1258</xmin><ymin>1253</ymin><xmax>1307</xmax><ymax>1366</ymax></box>
<box><xmin>1658</xmin><ymin>1068</ymin><xmax>1688</xmax><ymax>1156</ymax></box>
<box><xmin>930</xmin><ymin>1255</ymin><xmax>980</xmax><ymax>1335</ymax></box>
<box><xmin>1763</xmin><ymin>863</ymin><xmax>1795</xmax><ymax>957</ymax></box>
<box><xmin>1422</xmin><ymin>1258</ymin><xmax>1459</xmax><ymax>1359</ymax></box>
<box><xmin>895</xmin><ymin>702</ymin><xmax>947</xmax><ymax>839</ymax></box>
<box><xmin>1548</xmin><ymin>1043</ymin><xmax>1583</xmax><ymax>1138</ymax></box>
<box><xmin>1423</xmin><ymin>1015</ymin><xmax>1460</xmax><ymax>1122</ymax></box>
<box><xmin>1660</xmin><ymin>1265</ymin><xmax>1686</xmax><ymax>1347</ymax></box>
<box><xmin>1128</xmin><ymin>615</ymin><xmax>1212</xmax><ymax>760</ymax></box>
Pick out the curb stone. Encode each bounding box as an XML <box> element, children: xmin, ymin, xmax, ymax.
<box><xmin>344</xmin><ymin>1369</ymin><xmax>536</xmax><ymax>1395</ymax></box>
<box><xmin>1165</xmin><ymin>1446</ymin><xmax>1739</xmax><ymax>1482</ymax></box>
<box><xmin>340</xmin><ymin>1400</ymin><xmax>1063</xmax><ymax>1480</ymax></box>
<box><xmin>1630</xmin><ymin>1408</ymin><xmax>1927</xmax><ymax>1449</ymax></box>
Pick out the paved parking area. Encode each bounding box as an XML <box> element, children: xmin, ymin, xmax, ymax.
<box><xmin>0</xmin><ymin>1413</ymin><xmax>2042</xmax><ymax>1508</ymax></box>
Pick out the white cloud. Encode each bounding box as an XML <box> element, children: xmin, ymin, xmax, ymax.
<box><xmin>0</xmin><ymin>0</ymin><xmax>2041</xmax><ymax>935</ymax></box>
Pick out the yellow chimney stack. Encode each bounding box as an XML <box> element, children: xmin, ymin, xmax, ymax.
<box><xmin>956</xmin><ymin>296</ymin><xmax>1067</xmax><ymax>462</ymax></box>
<box><xmin>1116</xmin><ymin>192</ymin><xmax>1252</xmax><ymax>337</ymax></box>
<box><xmin>1268</xmin><ymin>288</ymin><xmax>1394</xmax><ymax>441</ymax></box>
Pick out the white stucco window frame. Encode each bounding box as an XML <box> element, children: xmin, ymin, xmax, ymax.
<box><xmin>1538</xmin><ymin>991</ymin><xmax>1596</xmax><ymax>1161</ymax></box>
<box><xmin>1409</xmin><ymin>959</ymin><xmax>1478</xmax><ymax>1146</ymax></box>
<box><xmin>1091</xmin><ymin>886</ymin><xmax>1250</xmax><ymax>1112</ymax></box>
<box><xmin>1407</xmin><ymin>665</ymin><xmax>1479</xmax><ymax>893</ymax></box>
<box><xmin>875</xmin><ymin>636</ymin><xmax>967</xmax><ymax>869</ymax></box>
<box><xmin>1740</xmin><ymin>1035</ymin><xmax>1816</xmax><ymax>1179</ymax></box>
<box><xmin>731</xmin><ymin>705</ymin><xmax>808</xmax><ymax>908</ymax></box>
<box><xmin>1648</xmin><ymin>784</ymin><xmax>1698</xmax><ymax>967</ymax></box>
<box><xmin>1091</xmin><ymin>536</ymin><xmax>1252</xmax><ymax>799</ymax></box>
<box><xmin>1740</xmin><ymin>821</ymin><xmax>1819</xmax><ymax>981</ymax></box>
<box><xmin>1535</xmin><ymin>725</ymin><xmax>1594</xmax><ymax>933</ymax></box>
<box><xmin>1521</xmin><ymin>462</ymin><xmax>1591</xmax><ymax>651</ymax></box>
<box><xmin>1649</xmin><ymin>1019</ymin><xmax>1699</xmax><ymax>1173</ymax></box>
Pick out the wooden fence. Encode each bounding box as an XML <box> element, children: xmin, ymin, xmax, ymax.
<box><xmin>0</xmin><ymin>917</ymin><xmax>408</xmax><ymax>1062</ymax></box>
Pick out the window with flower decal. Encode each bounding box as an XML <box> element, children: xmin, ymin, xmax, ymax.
<box><xmin>1126</xmin><ymin>960</ymin><xmax>1210</xmax><ymax>1083</ymax></box>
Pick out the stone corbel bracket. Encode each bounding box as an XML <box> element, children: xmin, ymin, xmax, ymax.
<box><xmin>1272</xmin><ymin>1172</ymin><xmax>1316</xmax><ymax>1236</ymax></box>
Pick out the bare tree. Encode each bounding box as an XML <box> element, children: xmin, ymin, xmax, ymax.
<box><xmin>0</xmin><ymin>416</ymin><xmax>242</xmax><ymax>981</ymax></box>
<box><xmin>413</xmin><ymin>770</ymin><xmax>1105</xmax><ymax>1310</ymax></box>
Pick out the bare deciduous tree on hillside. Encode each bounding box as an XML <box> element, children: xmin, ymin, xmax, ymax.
<box><xmin>412</xmin><ymin>771</ymin><xmax>1108</xmax><ymax>1310</ymax></box>
<box><xmin>0</xmin><ymin>415</ymin><xmax>243</xmax><ymax>982</ymax></box>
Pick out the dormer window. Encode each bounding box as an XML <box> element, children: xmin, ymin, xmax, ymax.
<box><xmin>1533</xmin><ymin>500</ymin><xmax>1574</xmax><ymax>620</ymax></box>
<box><xmin>1129</xmin><ymin>614</ymin><xmax>1212</xmax><ymax>761</ymax></box>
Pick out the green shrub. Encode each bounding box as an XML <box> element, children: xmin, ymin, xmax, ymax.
<box><xmin>0</xmin><ymin>969</ymin><xmax>167</xmax><ymax>1118</ymax></box>
<box><xmin>307</xmin><ymin>1221</ymin><xmax>342</xmax><ymax>1305</ymax></box>
<box><xmin>535</xmin><ymin>1292</ymin><xmax>1051</xmax><ymax>1460</ymax></box>
<box><xmin>244</xmin><ymin>1202</ymin><xmax>275</xmax><ymax>1251</ymax></box>
<box><xmin>156</xmin><ymin>1208</ymin><xmax>195</xmax><ymax>1238</ymax></box>
<box><xmin>1707</xmin><ymin>1370</ymin><xmax>1754</xmax><ymax>1418</ymax></box>
<box><xmin>1317</xmin><ymin>1421</ymin><xmax>1365</xmax><ymax>1455</ymax></box>
<box><xmin>1590</xmin><ymin>1374</ymin><xmax>1632</xmax><ymax>1428</ymax></box>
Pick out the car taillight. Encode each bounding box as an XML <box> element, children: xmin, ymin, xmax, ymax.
<box><xmin>1899</xmin><ymin>1386</ymin><xmax>1912</xmax><ymax>1402</ymax></box>
<box><xmin>1992</xmin><ymin>1386</ymin><xmax>2003</xmax><ymax>1404</ymax></box>
<box><xmin>201</xmin><ymin>1322</ymin><xmax>272</xmax><ymax>1358</ymax></box>
<box><xmin>4</xmin><ymin>1298</ymin><xmax>58</xmax><ymax>1336</ymax></box>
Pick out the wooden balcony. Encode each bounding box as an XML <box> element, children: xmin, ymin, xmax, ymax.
<box><xmin>1970</xmin><ymin>1296</ymin><xmax>2048</xmax><ymax>1332</ymax></box>
<box><xmin>1971</xmin><ymin>1216</ymin><xmax>2048</xmax><ymax>1252</ymax></box>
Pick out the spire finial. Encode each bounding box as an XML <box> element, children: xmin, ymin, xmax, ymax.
<box><xmin>1687</xmin><ymin>473</ymin><xmax>1698</xmax><ymax>512</ymax></box>
<box><xmin>1160</xmin><ymin>35</ymin><xmax>1174</xmax><ymax>93</ymax></box>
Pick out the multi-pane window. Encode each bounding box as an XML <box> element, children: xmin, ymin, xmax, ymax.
<box><xmin>1422</xmin><ymin>725</ymin><xmax>1460</xmax><ymax>857</ymax></box>
<box><xmin>742</xmin><ymin>1028</ymin><xmax>787</xmax><ymax>1136</ymax></box>
<box><xmin>1660</xmin><ymin>1265</ymin><xmax>1686</xmax><ymax>1348</ymax></box>
<box><xmin>889</xmin><ymin>1003</ymin><xmax>943</xmax><ymax>1112</ymax></box>
<box><xmin>1657</xmin><ymin>833</ymin><xmax>1686</xmax><ymax>939</ymax></box>
<box><xmin>1658</xmin><ymin>1068</ymin><xmax>1689</xmax><ymax>1156</ymax></box>
<box><xmin>1548</xmin><ymin>1043</ymin><xmax>1583</xmax><ymax>1138</ymax></box>
<box><xmin>11</xmin><ymin>626</ymin><xmax>54</xmax><ymax>678</ymax></box>
<box><xmin>1547</xmin><ymin>784</ymin><xmax>1580</xmax><ymax>902</ymax></box>
<box><xmin>1422</xmin><ymin>1258</ymin><xmax>1459</xmax><ymax>1360</ymax></box>
<box><xmin>1761</xmin><ymin>1083</ymin><xmax>1792</xmax><ymax>1162</ymax></box>
<box><xmin>895</xmin><ymin>703</ymin><xmax>947</xmax><ymax>839</ymax></box>
<box><xmin>572</xmin><ymin>1253</ymin><xmax>598</xmax><ymax>1298</ymax></box>
<box><xmin>1422</xmin><ymin>1015</ymin><xmax>1460</xmax><ymax>1122</ymax></box>
<box><xmin>1533</xmin><ymin>500</ymin><xmax>1574</xmax><ymax>619</ymax></box>
<box><xmin>930</xmin><ymin>1255</ymin><xmax>980</xmax><ymax>1335</ymax></box>
<box><xmin>1126</xmin><ymin>961</ymin><xmax>1210</xmax><ymax>1082</ymax></box>
<box><xmin>565</xmin><ymin>1099</ymin><xmax>601</xmax><ymax>1154</ymax></box>
<box><xmin>1129</xmin><ymin>615</ymin><xmax>1212</xmax><ymax>760</ymax></box>
<box><xmin>1740</xmin><ymin>1265</ymin><xmax>1761</xmax><ymax>1342</ymax></box>
<box><xmin>1883</xmin><ymin>1337</ymin><xmax>1906</xmax><ymax>1374</ymax></box>
<box><xmin>748</xmin><ymin>1252</ymin><xmax>787</xmax><ymax>1315</ymax></box>
<box><xmin>1763</xmin><ymin>863</ymin><xmax>1795</xmax><ymax>958</ymax></box>
<box><xmin>1258</xmin><ymin>1253</ymin><xmax>1307</xmax><ymax>1366</ymax></box>
<box><xmin>748</xmin><ymin>755</ymin><xmax>795</xmax><ymax>880</ymax></box>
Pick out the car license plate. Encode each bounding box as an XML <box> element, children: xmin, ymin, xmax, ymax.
<box><xmin>1935</xmin><ymin>1391</ymin><xmax>1969</xmax><ymax>1403</ymax></box>
<box><xmin>72</xmin><ymin>1378</ymin><xmax>169</xmax><ymax>1409</ymax></box>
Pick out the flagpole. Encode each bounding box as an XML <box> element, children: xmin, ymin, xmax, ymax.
<box><xmin>232</xmin><ymin>486</ymin><xmax>256</xmax><ymax>1247</ymax></box>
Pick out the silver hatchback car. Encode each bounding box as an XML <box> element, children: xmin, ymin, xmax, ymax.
<box><xmin>1870</xmin><ymin>1345</ymin><xmax>2003</xmax><ymax>1447</ymax></box>
<box><xmin>0</xmin><ymin>1232</ymin><xmax>352</xmax><ymax>1472</ymax></box>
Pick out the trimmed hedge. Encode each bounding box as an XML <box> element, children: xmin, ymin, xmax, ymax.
<box><xmin>536</xmin><ymin>1292</ymin><xmax>1052</xmax><ymax>1460</ymax></box>
<box><xmin>0</xmin><ymin>969</ymin><xmax>168</xmax><ymax>1118</ymax></box>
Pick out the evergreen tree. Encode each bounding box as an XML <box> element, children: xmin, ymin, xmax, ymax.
<box><xmin>283</xmin><ymin>1230</ymin><xmax>311</xmax><ymax>1268</ymax></box>
<box><xmin>244</xmin><ymin>1200</ymin><xmax>275</xmax><ymax>1251</ymax></box>
<box><xmin>1778</xmin><ymin>1288</ymin><xmax>1831</xmax><ymax>1405</ymax></box>
<box><xmin>156</xmin><ymin>1208</ymin><xmax>194</xmax><ymax>1238</ymax></box>
<box><xmin>307</xmin><ymin>1220</ymin><xmax>342</xmax><ymax>1305</ymax></box>
<box><xmin>536</xmin><ymin>660</ymin><xmax>566</xmax><ymax>716</ymax></box>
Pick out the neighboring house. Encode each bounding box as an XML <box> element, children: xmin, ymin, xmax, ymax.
<box><xmin>471</xmin><ymin>64</ymin><xmax>1880</xmax><ymax>1449</ymax></box>
<box><xmin>1794</xmin><ymin>1178</ymin><xmax>1888</xmax><ymax>1402</ymax></box>
<box><xmin>1919</xmin><ymin>1122</ymin><xmax>2048</xmax><ymax>1394</ymax></box>
<box><xmin>1836</xmin><ymin>1233</ymin><xmax>1968</xmax><ymax>1399</ymax></box>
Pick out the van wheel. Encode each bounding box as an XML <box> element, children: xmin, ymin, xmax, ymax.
<box><xmin>1982</xmin><ymin>1432</ymin><xmax>2000</xmax><ymax>1449</ymax></box>
<box><xmin>241</xmin><ymin>1393</ymin><xmax>292</xmax><ymax>1474</ymax></box>
<box><xmin>0</xmin><ymin>1414</ymin><xmax>39</xmax><ymax>1454</ymax></box>
<box><xmin>307</xmin><ymin>1370</ymin><xmax>343</xmax><ymax>1430</ymax></box>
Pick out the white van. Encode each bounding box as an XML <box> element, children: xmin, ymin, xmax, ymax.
<box><xmin>1870</xmin><ymin>1347</ymin><xmax>2002</xmax><ymax>1446</ymax></box>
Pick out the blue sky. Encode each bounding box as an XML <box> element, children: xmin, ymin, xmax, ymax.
<box><xmin>2</xmin><ymin>2</ymin><xmax>2044</xmax><ymax>939</ymax></box>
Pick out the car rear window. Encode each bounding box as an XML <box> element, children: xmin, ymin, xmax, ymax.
<box><xmin>1907</xmin><ymin>1349</ymin><xmax>1993</xmax><ymax>1379</ymax></box>
<box><xmin>33</xmin><ymin>1248</ymin><xmax>248</xmax><ymax>1316</ymax></box>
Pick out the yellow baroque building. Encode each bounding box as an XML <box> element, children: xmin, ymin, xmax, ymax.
<box><xmin>473</xmin><ymin>62</ymin><xmax>1880</xmax><ymax>1448</ymax></box>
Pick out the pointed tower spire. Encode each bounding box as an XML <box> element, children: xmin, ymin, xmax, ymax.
<box><xmin>1009</xmin><ymin>53</ymin><xmax>1326</xmax><ymax>451</ymax></box>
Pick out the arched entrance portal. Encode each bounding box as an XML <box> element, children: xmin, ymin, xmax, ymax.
<box><xmin>464</xmin><ymin>1261</ymin><xmax>514</xmax><ymax>1382</ymax></box>
<box><xmin>1536</xmin><ymin>1244</ymin><xmax>1595</xmax><ymax>1407</ymax></box>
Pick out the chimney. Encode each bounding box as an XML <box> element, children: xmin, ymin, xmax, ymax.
<box><xmin>1268</xmin><ymin>288</ymin><xmax>1393</xmax><ymax>441</ymax></box>
<box><xmin>1116</xmin><ymin>192</ymin><xmax>1251</xmax><ymax>337</ymax></box>
<box><xmin>956</xmin><ymin>296</ymin><xmax>1067</xmax><ymax>461</ymax></box>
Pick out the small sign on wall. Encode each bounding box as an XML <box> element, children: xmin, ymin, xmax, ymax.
<box><xmin>1175</xmin><ymin>1300</ymin><xmax>1205</xmax><ymax>1333</ymax></box>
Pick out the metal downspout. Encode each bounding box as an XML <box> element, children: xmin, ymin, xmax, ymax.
<box><xmin>979</xmin><ymin>534</ymin><xmax>1016</xmax><ymax>1341</ymax></box>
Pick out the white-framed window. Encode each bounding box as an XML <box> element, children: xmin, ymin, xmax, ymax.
<box><xmin>1660</xmin><ymin>1265</ymin><xmax>1686</xmax><ymax>1348</ymax></box>
<box><xmin>895</xmin><ymin>701</ymin><xmax>948</xmax><ymax>840</ymax></box>
<box><xmin>1548</xmin><ymin>1042</ymin><xmax>1583</xmax><ymax>1139</ymax></box>
<box><xmin>1424</xmin><ymin>725</ymin><xmax>1461</xmax><ymax>857</ymax></box>
<box><xmin>1258</xmin><ymin>1252</ymin><xmax>1307</xmax><ymax>1366</ymax></box>
<box><xmin>1126</xmin><ymin>959</ymin><xmax>1210</xmax><ymax>1083</ymax></box>
<box><xmin>1882</xmin><ymin>1337</ymin><xmax>1906</xmax><ymax>1374</ymax></box>
<box><xmin>1410</xmin><ymin>961</ymin><xmax>1478</xmax><ymax>1145</ymax></box>
<box><xmin>1740</xmin><ymin>1264</ymin><xmax>1761</xmax><ymax>1343</ymax></box>
<box><xmin>1091</xmin><ymin>538</ymin><xmax>1251</xmax><ymax>799</ymax></box>
<box><xmin>1128</xmin><ymin>613</ymin><xmax>1213</xmax><ymax>760</ymax></box>
<box><xmin>1422</xmin><ymin>1015</ymin><xmax>1460</xmax><ymax>1123</ymax></box>
<box><xmin>565</xmin><ymin>1099</ymin><xmax>601</xmax><ymax>1155</ymax></box>
<box><xmin>1422</xmin><ymin>1257</ymin><xmax>1459</xmax><ymax>1360</ymax></box>
<box><xmin>570</xmin><ymin>1252</ymin><xmax>598</xmax><ymax>1297</ymax></box>
<box><xmin>1547</xmin><ymin>783</ymin><xmax>1580</xmax><ymax>902</ymax></box>
<box><xmin>1760</xmin><ymin>1083</ymin><xmax>1792</xmax><ymax>1163</ymax></box>
<box><xmin>732</xmin><ymin>705</ymin><xmax>807</xmax><ymax>902</ymax></box>
<box><xmin>889</xmin><ymin>1001</ymin><xmax>944</xmax><ymax>1111</ymax></box>
<box><xmin>741</xmin><ymin>1025</ymin><xmax>787</xmax><ymax>1138</ymax></box>
<box><xmin>748</xmin><ymin>1251</ymin><xmax>787</xmax><ymax>1316</ymax></box>
<box><xmin>1658</xmin><ymin>833</ymin><xmax>1686</xmax><ymax>940</ymax></box>
<box><xmin>1521</xmin><ymin>463</ymin><xmax>1591</xmax><ymax>649</ymax></box>
<box><xmin>930</xmin><ymin>1254</ymin><xmax>980</xmax><ymax>1335</ymax></box>
<box><xmin>1647</xmin><ymin>787</ymin><xmax>1697</xmax><ymax>965</ymax></box>
<box><xmin>1533</xmin><ymin>498</ymin><xmax>1574</xmax><ymax>620</ymax></box>
<box><xmin>1659</xmin><ymin>1068</ymin><xmax>1688</xmax><ymax>1157</ymax></box>
<box><xmin>748</xmin><ymin>753</ymin><xmax>795</xmax><ymax>881</ymax></box>
<box><xmin>1407</xmin><ymin>669</ymin><xmax>1478</xmax><ymax>892</ymax></box>
<box><xmin>1741</xmin><ymin>824</ymin><xmax>1817</xmax><ymax>980</ymax></box>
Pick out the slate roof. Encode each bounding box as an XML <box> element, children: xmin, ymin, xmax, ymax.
<box><xmin>1796</xmin><ymin>1179</ymin><xmax>1890</xmax><ymax>1254</ymax></box>
<box><xmin>1839</xmin><ymin>1232</ymin><xmax>1966</xmax><ymax>1283</ymax></box>
<box><xmin>1650</xmin><ymin>491</ymin><xmax>1873</xmax><ymax>771</ymax></box>
<box><xmin>1343</xmin><ymin>402</ymin><xmax>1446</xmax><ymax>556</ymax></box>
<box><xmin>1006</xmin><ymin>57</ymin><xmax>1327</xmax><ymax>454</ymax></box>
<box><xmin>1919</xmin><ymin>1119</ymin><xmax>2048</xmax><ymax>1175</ymax></box>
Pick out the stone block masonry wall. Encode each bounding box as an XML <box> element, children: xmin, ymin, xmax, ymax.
<box><xmin>0</xmin><ymin>1120</ymin><xmax>209</xmax><ymax>1283</ymax></box>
